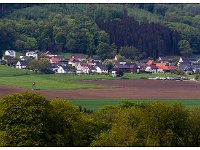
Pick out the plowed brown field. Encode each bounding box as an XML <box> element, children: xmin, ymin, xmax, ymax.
<box><xmin>0</xmin><ymin>79</ymin><xmax>200</xmax><ymax>99</ymax></box>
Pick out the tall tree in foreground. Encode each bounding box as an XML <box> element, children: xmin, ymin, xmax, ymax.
<box><xmin>91</xmin><ymin>103</ymin><xmax>191</xmax><ymax>146</ymax></box>
<box><xmin>0</xmin><ymin>92</ymin><xmax>55</xmax><ymax>146</ymax></box>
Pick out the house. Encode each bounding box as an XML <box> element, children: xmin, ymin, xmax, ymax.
<box><xmin>88</xmin><ymin>65</ymin><xmax>97</xmax><ymax>73</ymax></box>
<box><xmin>95</xmin><ymin>65</ymin><xmax>108</xmax><ymax>74</ymax></box>
<box><xmin>57</xmin><ymin>66</ymin><xmax>69</xmax><ymax>74</ymax></box>
<box><xmin>50</xmin><ymin>63</ymin><xmax>59</xmax><ymax>72</ymax></box>
<box><xmin>128</xmin><ymin>63</ymin><xmax>138</xmax><ymax>73</ymax></box>
<box><xmin>49</xmin><ymin>56</ymin><xmax>65</xmax><ymax>63</ymax></box>
<box><xmin>19</xmin><ymin>56</ymin><xmax>29</xmax><ymax>60</ymax></box>
<box><xmin>68</xmin><ymin>58</ymin><xmax>81</xmax><ymax>68</ymax></box>
<box><xmin>135</xmin><ymin>62</ymin><xmax>147</xmax><ymax>70</ymax></box>
<box><xmin>185</xmin><ymin>67</ymin><xmax>194</xmax><ymax>75</ymax></box>
<box><xmin>111</xmin><ymin>68</ymin><xmax>124</xmax><ymax>77</ymax></box>
<box><xmin>114</xmin><ymin>64</ymin><xmax>131</xmax><ymax>73</ymax></box>
<box><xmin>146</xmin><ymin>60</ymin><xmax>155</xmax><ymax>66</ymax></box>
<box><xmin>71</xmin><ymin>53</ymin><xmax>87</xmax><ymax>61</ymax></box>
<box><xmin>87</xmin><ymin>57</ymin><xmax>102</xmax><ymax>66</ymax></box>
<box><xmin>16</xmin><ymin>60</ymin><xmax>28</xmax><ymax>69</ymax></box>
<box><xmin>76</xmin><ymin>62</ymin><xmax>90</xmax><ymax>74</ymax></box>
<box><xmin>26</xmin><ymin>51</ymin><xmax>38</xmax><ymax>59</ymax></box>
<box><xmin>158</xmin><ymin>57</ymin><xmax>169</xmax><ymax>63</ymax></box>
<box><xmin>156</xmin><ymin>63</ymin><xmax>176</xmax><ymax>72</ymax></box>
<box><xmin>5</xmin><ymin>50</ymin><xmax>16</xmax><ymax>58</ymax></box>
<box><xmin>145</xmin><ymin>65</ymin><xmax>158</xmax><ymax>73</ymax></box>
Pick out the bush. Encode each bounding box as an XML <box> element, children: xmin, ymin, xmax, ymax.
<box><xmin>171</xmin><ymin>68</ymin><xmax>185</xmax><ymax>75</ymax></box>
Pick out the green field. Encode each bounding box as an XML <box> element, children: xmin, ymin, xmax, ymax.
<box><xmin>123</xmin><ymin>73</ymin><xmax>196</xmax><ymax>80</ymax></box>
<box><xmin>70</xmin><ymin>99</ymin><xmax>200</xmax><ymax>112</ymax></box>
<box><xmin>0</xmin><ymin>65</ymin><xmax>114</xmax><ymax>89</ymax></box>
<box><xmin>0</xmin><ymin>65</ymin><xmax>198</xmax><ymax>90</ymax></box>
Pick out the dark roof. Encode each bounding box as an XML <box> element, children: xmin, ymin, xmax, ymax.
<box><xmin>18</xmin><ymin>60</ymin><xmax>28</xmax><ymax>66</ymax></box>
<box><xmin>72</xmin><ymin>53</ymin><xmax>86</xmax><ymax>59</ymax></box>
<box><xmin>114</xmin><ymin>64</ymin><xmax>131</xmax><ymax>69</ymax></box>
<box><xmin>186</xmin><ymin>67</ymin><xmax>194</xmax><ymax>72</ymax></box>
<box><xmin>50</xmin><ymin>63</ymin><xmax>59</xmax><ymax>68</ymax></box>
<box><xmin>96</xmin><ymin>65</ymin><xmax>107</xmax><ymax>70</ymax></box>
<box><xmin>59</xmin><ymin>66</ymin><xmax>69</xmax><ymax>70</ymax></box>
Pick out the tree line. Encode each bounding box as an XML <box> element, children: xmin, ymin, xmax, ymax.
<box><xmin>96</xmin><ymin>17</ymin><xmax>181</xmax><ymax>59</ymax></box>
<box><xmin>1</xmin><ymin>92</ymin><xmax>200</xmax><ymax>146</ymax></box>
<box><xmin>1</xmin><ymin>4</ymin><xmax>200</xmax><ymax>58</ymax></box>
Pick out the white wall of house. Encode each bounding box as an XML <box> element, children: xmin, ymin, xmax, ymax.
<box><xmin>57</xmin><ymin>66</ymin><xmax>67</xmax><ymax>73</ymax></box>
<box><xmin>77</xmin><ymin>64</ymin><xmax>90</xmax><ymax>74</ymax></box>
<box><xmin>68</xmin><ymin>61</ymin><xmax>80</xmax><ymax>68</ymax></box>
<box><xmin>16</xmin><ymin>61</ymin><xmax>26</xmax><ymax>69</ymax></box>
<box><xmin>26</xmin><ymin>52</ymin><xmax>38</xmax><ymax>59</ymax></box>
<box><xmin>96</xmin><ymin>67</ymin><xmax>108</xmax><ymax>74</ymax></box>
<box><xmin>157</xmin><ymin>68</ymin><xmax>164</xmax><ymax>73</ymax></box>
<box><xmin>5</xmin><ymin>50</ymin><xmax>16</xmax><ymax>58</ymax></box>
<box><xmin>145</xmin><ymin>66</ymin><xmax>157</xmax><ymax>73</ymax></box>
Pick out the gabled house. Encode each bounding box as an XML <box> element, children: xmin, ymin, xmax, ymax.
<box><xmin>185</xmin><ymin>67</ymin><xmax>194</xmax><ymax>75</ymax></box>
<box><xmin>145</xmin><ymin>65</ymin><xmax>158</xmax><ymax>73</ymax></box>
<box><xmin>71</xmin><ymin>53</ymin><xmax>87</xmax><ymax>61</ymax></box>
<box><xmin>26</xmin><ymin>51</ymin><xmax>38</xmax><ymax>59</ymax></box>
<box><xmin>95</xmin><ymin>65</ymin><xmax>108</xmax><ymax>74</ymax></box>
<box><xmin>76</xmin><ymin>62</ymin><xmax>90</xmax><ymax>74</ymax></box>
<box><xmin>50</xmin><ymin>63</ymin><xmax>59</xmax><ymax>72</ymax></box>
<box><xmin>68</xmin><ymin>58</ymin><xmax>81</xmax><ymax>68</ymax></box>
<box><xmin>146</xmin><ymin>60</ymin><xmax>155</xmax><ymax>66</ymax></box>
<box><xmin>87</xmin><ymin>57</ymin><xmax>102</xmax><ymax>66</ymax></box>
<box><xmin>128</xmin><ymin>63</ymin><xmax>138</xmax><ymax>73</ymax></box>
<box><xmin>5</xmin><ymin>50</ymin><xmax>16</xmax><ymax>58</ymax></box>
<box><xmin>88</xmin><ymin>65</ymin><xmax>97</xmax><ymax>73</ymax></box>
<box><xmin>57</xmin><ymin>66</ymin><xmax>69</xmax><ymax>74</ymax></box>
<box><xmin>156</xmin><ymin>63</ymin><xmax>176</xmax><ymax>72</ymax></box>
<box><xmin>114</xmin><ymin>64</ymin><xmax>130</xmax><ymax>73</ymax></box>
<box><xmin>19</xmin><ymin>56</ymin><xmax>29</xmax><ymax>60</ymax></box>
<box><xmin>135</xmin><ymin>62</ymin><xmax>147</xmax><ymax>70</ymax></box>
<box><xmin>49</xmin><ymin>56</ymin><xmax>65</xmax><ymax>63</ymax></box>
<box><xmin>158</xmin><ymin>56</ymin><xmax>171</xmax><ymax>63</ymax></box>
<box><xmin>16</xmin><ymin>60</ymin><xmax>28</xmax><ymax>69</ymax></box>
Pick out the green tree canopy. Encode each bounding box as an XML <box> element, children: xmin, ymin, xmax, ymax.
<box><xmin>0</xmin><ymin>92</ymin><xmax>56</xmax><ymax>146</ymax></box>
<box><xmin>178</xmin><ymin>40</ymin><xmax>192</xmax><ymax>56</ymax></box>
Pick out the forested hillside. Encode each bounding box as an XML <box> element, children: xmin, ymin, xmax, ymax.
<box><xmin>0</xmin><ymin>3</ymin><xmax>200</xmax><ymax>59</ymax></box>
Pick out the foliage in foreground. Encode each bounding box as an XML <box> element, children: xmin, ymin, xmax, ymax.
<box><xmin>1</xmin><ymin>93</ymin><xmax>200</xmax><ymax>146</ymax></box>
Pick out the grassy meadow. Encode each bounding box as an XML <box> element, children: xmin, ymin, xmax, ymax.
<box><xmin>0</xmin><ymin>65</ymin><xmax>112</xmax><ymax>90</ymax></box>
<box><xmin>0</xmin><ymin>65</ymin><xmax>197</xmax><ymax>90</ymax></box>
<box><xmin>70</xmin><ymin>98</ymin><xmax>200</xmax><ymax>112</ymax></box>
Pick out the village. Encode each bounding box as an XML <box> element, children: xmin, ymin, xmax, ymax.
<box><xmin>1</xmin><ymin>50</ymin><xmax>200</xmax><ymax>78</ymax></box>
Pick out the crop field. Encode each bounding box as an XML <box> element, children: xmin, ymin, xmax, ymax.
<box><xmin>70</xmin><ymin>99</ymin><xmax>200</xmax><ymax>112</ymax></box>
<box><xmin>1</xmin><ymin>65</ymin><xmax>200</xmax><ymax>112</ymax></box>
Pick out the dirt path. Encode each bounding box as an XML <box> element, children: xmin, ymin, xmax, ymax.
<box><xmin>1</xmin><ymin>79</ymin><xmax>200</xmax><ymax>99</ymax></box>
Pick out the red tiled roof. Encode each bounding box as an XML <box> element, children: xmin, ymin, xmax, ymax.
<box><xmin>146</xmin><ymin>60</ymin><xmax>154</xmax><ymax>66</ymax></box>
<box><xmin>50</xmin><ymin>57</ymin><xmax>60</xmax><ymax>63</ymax></box>
<box><xmin>156</xmin><ymin>63</ymin><xmax>176</xmax><ymax>71</ymax></box>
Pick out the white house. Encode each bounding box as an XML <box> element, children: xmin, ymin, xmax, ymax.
<box><xmin>16</xmin><ymin>60</ymin><xmax>28</xmax><ymax>69</ymax></box>
<box><xmin>76</xmin><ymin>62</ymin><xmax>90</xmax><ymax>74</ymax></box>
<box><xmin>95</xmin><ymin>65</ymin><xmax>108</xmax><ymax>74</ymax></box>
<box><xmin>145</xmin><ymin>66</ymin><xmax>158</xmax><ymax>73</ymax></box>
<box><xmin>68</xmin><ymin>58</ymin><xmax>81</xmax><ymax>68</ymax></box>
<box><xmin>26</xmin><ymin>51</ymin><xmax>38</xmax><ymax>59</ymax></box>
<box><xmin>57</xmin><ymin>66</ymin><xmax>69</xmax><ymax>73</ymax></box>
<box><xmin>5</xmin><ymin>50</ymin><xmax>16</xmax><ymax>58</ymax></box>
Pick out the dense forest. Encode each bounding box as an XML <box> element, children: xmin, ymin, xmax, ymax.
<box><xmin>1</xmin><ymin>92</ymin><xmax>200</xmax><ymax>146</ymax></box>
<box><xmin>0</xmin><ymin>3</ymin><xmax>200</xmax><ymax>59</ymax></box>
